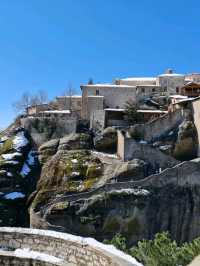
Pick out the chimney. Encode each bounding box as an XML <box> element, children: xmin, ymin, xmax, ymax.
<box><xmin>165</xmin><ymin>68</ymin><xmax>174</xmax><ymax>74</ymax></box>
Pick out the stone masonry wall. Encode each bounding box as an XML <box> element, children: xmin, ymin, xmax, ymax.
<box><xmin>0</xmin><ymin>228</ymin><xmax>140</xmax><ymax>266</ymax></box>
<box><xmin>0</xmin><ymin>252</ymin><xmax>59</xmax><ymax>266</ymax></box>
<box><xmin>142</xmin><ymin>109</ymin><xmax>184</xmax><ymax>142</ymax></box>
<box><xmin>117</xmin><ymin>131</ymin><xmax>179</xmax><ymax>170</ymax></box>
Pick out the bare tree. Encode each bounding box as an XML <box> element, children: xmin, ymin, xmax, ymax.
<box><xmin>12</xmin><ymin>90</ymin><xmax>48</xmax><ymax>114</ymax></box>
<box><xmin>12</xmin><ymin>92</ymin><xmax>32</xmax><ymax>114</ymax></box>
<box><xmin>62</xmin><ymin>83</ymin><xmax>76</xmax><ymax>111</ymax></box>
<box><xmin>37</xmin><ymin>90</ymin><xmax>48</xmax><ymax>104</ymax></box>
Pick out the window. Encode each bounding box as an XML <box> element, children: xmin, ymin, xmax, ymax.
<box><xmin>152</xmin><ymin>88</ymin><xmax>155</xmax><ymax>92</ymax></box>
<box><xmin>164</xmin><ymin>87</ymin><xmax>167</xmax><ymax>92</ymax></box>
<box><xmin>96</xmin><ymin>89</ymin><xmax>99</xmax><ymax>95</ymax></box>
<box><xmin>176</xmin><ymin>87</ymin><xmax>179</xmax><ymax>93</ymax></box>
<box><xmin>141</xmin><ymin>88</ymin><xmax>145</xmax><ymax>93</ymax></box>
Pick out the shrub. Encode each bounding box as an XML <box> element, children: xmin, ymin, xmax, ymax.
<box><xmin>124</xmin><ymin>100</ymin><xmax>143</xmax><ymax>124</ymax></box>
<box><xmin>104</xmin><ymin>232</ymin><xmax>200</xmax><ymax>266</ymax></box>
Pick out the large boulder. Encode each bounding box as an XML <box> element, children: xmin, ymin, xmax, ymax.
<box><xmin>37</xmin><ymin>149</ymin><xmax>103</xmax><ymax>193</ymax></box>
<box><xmin>94</xmin><ymin>127</ymin><xmax>117</xmax><ymax>152</ymax></box>
<box><xmin>173</xmin><ymin>120</ymin><xmax>198</xmax><ymax>161</ymax></box>
<box><xmin>38</xmin><ymin>138</ymin><xmax>59</xmax><ymax>164</ymax></box>
<box><xmin>58</xmin><ymin>133</ymin><xmax>92</xmax><ymax>151</ymax></box>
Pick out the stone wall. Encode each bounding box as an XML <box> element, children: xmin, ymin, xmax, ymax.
<box><xmin>81</xmin><ymin>85</ymin><xmax>137</xmax><ymax>119</ymax></box>
<box><xmin>0</xmin><ymin>251</ymin><xmax>60</xmax><ymax>266</ymax></box>
<box><xmin>157</xmin><ymin>75</ymin><xmax>185</xmax><ymax>94</ymax></box>
<box><xmin>117</xmin><ymin>131</ymin><xmax>179</xmax><ymax>170</ymax></box>
<box><xmin>90</xmin><ymin>110</ymin><xmax>105</xmax><ymax>130</ymax></box>
<box><xmin>87</xmin><ymin>96</ymin><xmax>104</xmax><ymax>121</ymax></box>
<box><xmin>141</xmin><ymin>109</ymin><xmax>184</xmax><ymax>142</ymax></box>
<box><xmin>0</xmin><ymin>227</ymin><xmax>141</xmax><ymax>266</ymax></box>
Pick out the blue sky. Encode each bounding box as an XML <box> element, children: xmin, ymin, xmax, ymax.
<box><xmin>0</xmin><ymin>0</ymin><xmax>200</xmax><ymax>128</ymax></box>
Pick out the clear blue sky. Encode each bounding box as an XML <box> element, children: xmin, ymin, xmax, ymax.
<box><xmin>0</xmin><ymin>0</ymin><xmax>200</xmax><ymax>128</ymax></box>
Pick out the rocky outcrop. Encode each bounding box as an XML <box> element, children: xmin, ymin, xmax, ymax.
<box><xmin>30</xmin><ymin>157</ymin><xmax>200</xmax><ymax>247</ymax></box>
<box><xmin>94</xmin><ymin>127</ymin><xmax>117</xmax><ymax>152</ymax></box>
<box><xmin>173</xmin><ymin>120</ymin><xmax>198</xmax><ymax>160</ymax></box>
<box><xmin>21</xmin><ymin>117</ymin><xmax>77</xmax><ymax>147</ymax></box>
<box><xmin>0</xmin><ymin>128</ymin><xmax>39</xmax><ymax>227</ymax></box>
<box><xmin>38</xmin><ymin>133</ymin><xmax>92</xmax><ymax>164</ymax></box>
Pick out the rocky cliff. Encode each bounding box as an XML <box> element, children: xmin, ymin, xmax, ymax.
<box><xmin>0</xmin><ymin>127</ymin><xmax>39</xmax><ymax>227</ymax></box>
<box><xmin>1</xmin><ymin>117</ymin><xmax>200</xmax><ymax>248</ymax></box>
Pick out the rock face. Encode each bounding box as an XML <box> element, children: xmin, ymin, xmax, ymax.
<box><xmin>30</xmin><ymin>158</ymin><xmax>200</xmax><ymax>247</ymax></box>
<box><xmin>173</xmin><ymin>120</ymin><xmax>198</xmax><ymax>160</ymax></box>
<box><xmin>21</xmin><ymin>117</ymin><xmax>77</xmax><ymax>147</ymax></box>
<box><xmin>2</xmin><ymin>117</ymin><xmax>200</xmax><ymax>250</ymax></box>
<box><xmin>0</xmin><ymin>128</ymin><xmax>39</xmax><ymax>227</ymax></box>
<box><xmin>94</xmin><ymin>127</ymin><xmax>117</xmax><ymax>152</ymax></box>
<box><xmin>38</xmin><ymin>133</ymin><xmax>92</xmax><ymax>164</ymax></box>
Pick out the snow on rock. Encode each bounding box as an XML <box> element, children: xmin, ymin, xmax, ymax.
<box><xmin>20</xmin><ymin>163</ymin><xmax>31</xmax><ymax>177</ymax></box>
<box><xmin>92</xmin><ymin>151</ymin><xmax>118</xmax><ymax>159</ymax></box>
<box><xmin>2</xmin><ymin>152</ymin><xmax>22</xmax><ymax>160</ymax></box>
<box><xmin>159</xmin><ymin>145</ymin><xmax>172</xmax><ymax>151</ymax></box>
<box><xmin>139</xmin><ymin>140</ymin><xmax>147</xmax><ymax>144</ymax></box>
<box><xmin>108</xmin><ymin>188</ymin><xmax>150</xmax><ymax>196</ymax></box>
<box><xmin>6</xmin><ymin>160</ymin><xmax>19</xmax><ymax>165</ymax></box>
<box><xmin>7</xmin><ymin>172</ymin><xmax>13</xmax><ymax>177</ymax></box>
<box><xmin>71</xmin><ymin>171</ymin><xmax>80</xmax><ymax>177</ymax></box>
<box><xmin>71</xmin><ymin>159</ymin><xmax>78</xmax><ymax>163</ymax></box>
<box><xmin>14</xmin><ymin>248</ymin><xmax>63</xmax><ymax>264</ymax></box>
<box><xmin>13</xmin><ymin>131</ymin><xmax>29</xmax><ymax>151</ymax></box>
<box><xmin>0</xmin><ymin>136</ymin><xmax>8</xmax><ymax>142</ymax></box>
<box><xmin>4</xmin><ymin>192</ymin><xmax>25</xmax><ymax>200</ymax></box>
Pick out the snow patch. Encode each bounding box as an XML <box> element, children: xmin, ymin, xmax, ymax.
<box><xmin>14</xmin><ymin>248</ymin><xmax>63</xmax><ymax>264</ymax></box>
<box><xmin>0</xmin><ymin>136</ymin><xmax>8</xmax><ymax>142</ymax></box>
<box><xmin>71</xmin><ymin>159</ymin><xmax>78</xmax><ymax>163</ymax></box>
<box><xmin>7</xmin><ymin>172</ymin><xmax>13</xmax><ymax>177</ymax></box>
<box><xmin>71</xmin><ymin>171</ymin><xmax>80</xmax><ymax>177</ymax></box>
<box><xmin>92</xmin><ymin>151</ymin><xmax>118</xmax><ymax>159</ymax></box>
<box><xmin>13</xmin><ymin>131</ymin><xmax>29</xmax><ymax>151</ymax></box>
<box><xmin>2</xmin><ymin>152</ymin><xmax>21</xmax><ymax>160</ymax></box>
<box><xmin>6</xmin><ymin>160</ymin><xmax>19</xmax><ymax>165</ymax></box>
<box><xmin>4</xmin><ymin>192</ymin><xmax>25</xmax><ymax>200</ymax></box>
<box><xmin>139</xmin><ymin>140</ymin><xmax>147</xmax><ymax>144</ymax></box>
<box><xmin>159</xmin><ymin>145</ymin><xmax>172</xmax><ymax>151</ymax></box>
<box><xmin>108</xmin><ymin>188</ymin><xmax>150</xmax><ymax>196</ymax></box>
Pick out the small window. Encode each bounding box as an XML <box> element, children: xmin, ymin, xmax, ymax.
<box><xmin>96</xmin><ymin>89</ymin><xmax>99</xmax><ymax>95</ymax></box>
<box><xmin>176</xmin><ymin>87</ymin><xmax>179</xmax><ymax>93</ymax></box>
<box><xmin>164</xmin><ymin>87</ymin><xmax>167</xmax><ymax>92</ymax></box>
<box><xmin>152</xmin><ymin>88</ymin><xmax>155</xmax><ymax>92</ymax></box>
<box><xmin>141</xmin><ymin>88</ymin><xmax>145</xmax><ymax>93</ymax></box>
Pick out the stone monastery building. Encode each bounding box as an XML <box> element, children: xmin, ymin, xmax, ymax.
<box><xmin>81</xmin><ymin>69</ymin><xmax>200</xmax><ymax>119</ymax></box>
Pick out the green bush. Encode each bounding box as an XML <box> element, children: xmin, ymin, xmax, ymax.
<box><xmin>104</xmin><ymin>232</ymin><xmax>200</xmax><ymax>266</ymax></box>
<box><xmin>104</xmin><ymin>233</ymin><xmax>127</xmax><ymax>252</ymax></box>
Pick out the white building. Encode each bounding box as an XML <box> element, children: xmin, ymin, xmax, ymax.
<box><xmin>81</xmin><ymin>69</ymin><xmax>196</xmax><ymax>119</ymax></box>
